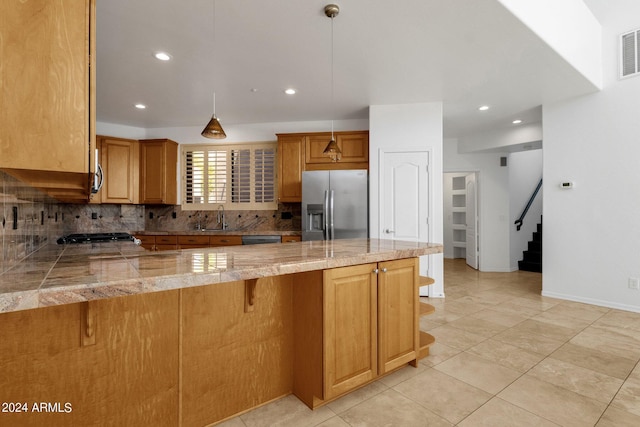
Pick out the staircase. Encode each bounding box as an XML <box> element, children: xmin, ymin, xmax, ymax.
<box><xmin>518</xmin><ymin>219</ymin><xmax>542</xmax><ymax>272</ymax></box>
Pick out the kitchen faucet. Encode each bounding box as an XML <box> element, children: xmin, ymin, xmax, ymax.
<box><xmin>217</xmin><ymin>205</ymin><xmax>227</xmax><ymax>230</ymax></box>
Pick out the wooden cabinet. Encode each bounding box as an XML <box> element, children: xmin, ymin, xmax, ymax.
<box><xmin>305</xmin><ymin>131</ymin><xmax>369</xmax><ymax>168</ymax></box>
<box><xmin>209</xmin><ymin>235</ymin><xmax>243</xmax><ymax>247</ymax></box>
<box><xmin>276</xmin><ymin>131</ymin><xmax>369</xmax><ymax>203</ymax></box>
<box><xmin>282</xmin><ymin>235</ymin><xmax>302</xmax><ymax>243</ymax></box>
<box><xmin>178</xmin><ymin>235</ymin><xmax>210</xmax><ymax>249</ymax></box>
<box><xmin>139</xmin><ymin>139</ymin><xmax>178</xmax><ymax>205</ymax></box>
<box><xmin>293</xmin><ymin>258</ymin><xmax>419</xmax><ymax>407</ymax></box>
<box><xmin>95</xmin><ymin>136</ymin><xmax>139</xmax><ymax>204</ymax></box>
<box><xmin>323</xmin><ymin>263</ymin><xmax>378</xmax><ymax>399</ymax></box>
<box><xmin>0</xmin><ymin>0</ymin><xmax>96</xmax><ymax>202</ymax></box>
<box><xmin>277</xmin><ymin>134</ymin><xmax>305</xmax><ymax>202</ymax></box>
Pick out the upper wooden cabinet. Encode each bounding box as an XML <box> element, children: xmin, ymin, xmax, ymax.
<box><xmin>277</xmin><ymin>134</ymin><xmax>305</xmax><ymax>203</ymax></box>
<box><xmin>95</xmin><ymin>136</ymin><xmax>139</xmax><ymax>204</ymax></box>
<box><xmin>139</xmin><ymin>139</ymin><xmax>178</xmax><ymax>205</ymax></box>
<box><xmin>276</xmin><ymin>131</ymin><xmax>369</xmax><ymax>203</ymax></box>
<box><xmin>0</xmin><ymin>0</ymin><xmax>96</xmax><ymax>202</ymax></box>
<box><xmin>305</xmin><ymin>131</ymin><xmax>369</xmax><ymax>168</ymax></box>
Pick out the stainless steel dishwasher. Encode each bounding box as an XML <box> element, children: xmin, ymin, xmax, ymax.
<box><xmin>241</xmin><ymin>235</ymin><xmax>282</xmax><ymax>245</ymax></box>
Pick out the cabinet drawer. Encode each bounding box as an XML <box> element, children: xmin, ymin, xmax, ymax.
<box><xmin>156</xmin><ymin>236</ymin><xmax>178</xmax><ymax>245</ymax></box>
<box><xmin>209</xmin><ymin>235</ymin><xmax>242</xmax><ymax>246</ymax></box>
<box><xmin>282</xmin><ymin>235</ymin><xmax>302</xmax><ymax>243</ymax></box>
<box><xmin>137</xmin><ymin>235</ymin><xmax>156</xmax><ymax>246</ymax></box>
<box><xmin>178</xmin><ymin>235</ymin><xmax>210</xmax><ymax>245</ymax></box>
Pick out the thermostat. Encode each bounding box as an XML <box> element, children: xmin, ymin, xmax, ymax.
<box><xmin>560</xmin><ymin>181</ymin><xmax>574</xmax><ymax>189</ymax></box>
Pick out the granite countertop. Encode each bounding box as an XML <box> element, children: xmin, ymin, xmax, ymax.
<box><xmin>133</xmin><ymin>230</ymin><xmax>301</xmax><ymax>236</ymax></box>
<box><xmin>0</xmin><ymin>238</ymin><xmax>442</xmax><ymax>314</ymax></box>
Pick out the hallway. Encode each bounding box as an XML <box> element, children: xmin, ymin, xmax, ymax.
<box><xmin>220</xmin><ymin>259</ymin><xmax>640</xmax><ymax>426</ymax></box>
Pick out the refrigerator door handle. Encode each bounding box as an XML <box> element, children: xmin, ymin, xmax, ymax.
<box><xmin>323</xmin><ymin>190</ymin><xmax>330</xmax><ymax>240</ymax></box>
<box><xmin>329</xmin><ymin>189</ymin><xmax>335</xmax><ymax>240</ymax></box>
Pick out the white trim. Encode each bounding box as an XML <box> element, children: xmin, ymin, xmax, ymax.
<box><xmin>542</xmin><ymin>290</ymin><xmax>640</xmax><ymax>314</ymax></box>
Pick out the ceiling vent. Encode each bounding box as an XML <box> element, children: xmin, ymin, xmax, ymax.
<box><xmin>620</xmin><ymin>28</ymin><xmax>640</xmax><ymax>78</ymax></box>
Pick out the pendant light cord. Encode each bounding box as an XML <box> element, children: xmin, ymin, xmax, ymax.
<box><xmin>330</xmin><ymin>13</ymin><xmax>335</xmax><ymax>140</ymax></box>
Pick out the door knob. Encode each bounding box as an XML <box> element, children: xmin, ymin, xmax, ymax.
<box><xmin>384</xmin><ymin>229</ymin><xmax>395</xmax><ymax>234</ymax></box>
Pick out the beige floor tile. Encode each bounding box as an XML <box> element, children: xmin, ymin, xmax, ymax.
<box><xmin>434</xmin><ymin>352</ymin><xmax>521</xmax><ymax>394</ymax></box>
<box><xmin>508</xmin><ymin>319</ymin><xmax>577</xmax><ymax>342</ymax></box>
<box><xmin>466</xmin><ymin>339</ymin><xmax>545</xmax><ymax>373</ymax></box>
<box><xmin>545</xmin><ymin>301</ymin><xmax>609</xmax><ymax>322</ymax></box>
<box><xmin>326</xmin><ymin>380</ymin><xmax>388</xmax><ymax>415</ymax></box>
<box><xmin>570</xmin><ymin>327</ymin><xmax>640</xmax><ymax>361</ymax></box>
<box><xmin>216</xmin><ymin>417</ymin><xmax>247</xmax><ymax>427</ymax></box>
<box><xmin>339</xmin><ymin>389</ymin><xmax>453</xmax><ymax>427</ymax></box>
<box><xmin>498</xmin><ymin>375</ymin><xmax>607</xmax><ymax>427</ymax></box>
<box><xmin>550</xmin><ymin>342</ymin><xmax>637</xmax><ymax>380</ymax></box>
<box><xmin>446</xmin><ymin>315</ymin><xmax>509</xmax><ymax>338</ymax></box>
<box><xmin>493</xmin><ymin>327</ymin><xmax>565</xmax><ymax>356</ymax></box>
<box><xmin>439</xmin><ymin>299</ymin><xmax>489</xmax><ymax>315</ymax></box>
<box><xmin>315</xmin><ymin>416</ymin><xmax>351</xmax><ymax>427</ymax></box>
<box><xmin>393</xmin><ymin>368</ymin><xmax>492</xmax><ymax>424</ymax></box>
<box><xmin>240</xmin><ymin>395</ymin><xmax>336</xmax><ymax>427</ymax></box>
<box><xmin>510</xmin><ymin>295</ymin><xmax>561</xmax><ymax>311</ymax></box>
<box><xmin>429</xmin><ymin>324</ymin><xmax>488</xmax><ymax>351</ymax></box>
<box><xmin>532</xmin><ymin>310</ymin><xmax>593</xmax><ymax>332</ymax></box>
<box><xmin>593</xmin><ymin>309</ymin><xmax>640</xmax><ymax>331</ymax></box>
<box><xmin>611</xmin><ymin>373</ymin><xmax>640</xmax><ymax>417</ymax></box>
<box><xmin>470</xmin><ymin>308</ymin><xmax>529</xmax><ymax>327</ymax></box>
<box><xmin>424</xmin><ymin>308</ymin><xmax>463</xmax><ymax>324</ymax></box>
<box><xmin>457</xmin><ymin>397</ymin><xmax>559</xmax><ymax>427</ymax></box>
<box><xmin>420</xmin><ymin>317</ymin><xmax>443</xmax><ymax>331</ymax></box>
<box><xmin>420</xmin><ymin>341</ymin><xmax>462</xmax><ymax>366</ymax></box>
<box><xmin>491</xmin><ymin>300</ymin><xmax>543</xmax><ymax>317</ymax></box>
<box><xmin>377</xmin><ymin>363</ymin><xmax>429</xmax><ymax>388</ymax></box>
<box><xmin>528</xmin><ymin>358</ymin><xmax>623</xmax><ymax>403</ymax></box>
<box><xmin>596</xmin><ymin>406</ymin><xmax>640</xmax><ymax>427</ymax></box>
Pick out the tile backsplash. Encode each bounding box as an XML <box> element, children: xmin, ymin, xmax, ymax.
<box><xmin>1</xmin><ymin>169</ymin><xmax>301</xmax><ymax>274</ymax></box>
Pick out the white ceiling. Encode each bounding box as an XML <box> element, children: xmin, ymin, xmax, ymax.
<box><xmin>96</xmin><ymin>0</ymin><xmax>603</xmax><ymax>139</ymax></box>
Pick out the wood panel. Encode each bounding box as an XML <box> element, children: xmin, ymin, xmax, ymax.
<box><xmin>323</xmin><ymin>263</ymin><xmax>378</xmax><ymax>400</ymax></box>
<box><xmin>0</xmin><ymin>0</ymin><xmax>94</xmax><ymax>175</ymax></box>
<box><xmin>98</xmin><ymin>136</ymin><xmax>139</xmax><ymax>204</ymax></box>
<box><xmin>181</xmin><ymin>277</ymin><xmax>294</xmax><ymax>426</ymax></box>
<box><xmin>277</xmin><ymin>134</ymin><xmax>305</xmax><ymax>202</ymax></box>
<box><xmin>209</xmin><ymin>235</ymin><xmax>243</xmax><ymax>246</ymax></box>
<box><xmin>0</xmin><ymin>291</ymin><xmax>180</xmax><ymax>427</ymax></box>
<box><xmin>139</xmin><ymin>139</ymin><xmax>178</xmax><ymax>204</ymax></box>
<box><xmin>378</xmin><ymin>258</ymin><xmax>419</xmax><ymax>374</ymax></box>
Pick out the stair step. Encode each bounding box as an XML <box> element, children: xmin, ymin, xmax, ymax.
<box><xmin>528</xmin><ymin>240</ymin><xmax>542</xmax><ymax>252</ymax></box>
<box><xmin>532</xmin><ymin>231</ymin><xmax>542</xmax><ymax>242</ymax></box>
<box><xmin>523</xmin><ymin>250</ymin><xmax>542</xmax><ymax>263</ymax></box>
<box><xmin>518</xmin><ymin>260</ymin><xmax>542</xmax><ymax>272</ymax></box>
<box><xmin>537</xmin><ymin>223</ymin><xmax>542</xmax><ymax>233</ymax></box>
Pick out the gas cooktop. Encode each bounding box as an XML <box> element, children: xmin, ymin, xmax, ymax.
<box><xmin>57</xmin><ymin>232</ymin><xmax>136</xmax><ymax>245</ymax></box>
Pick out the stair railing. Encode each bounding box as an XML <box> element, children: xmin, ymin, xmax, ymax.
<box><xmin>515</xmin><ymin>178</ymin><xmax>542</xmax><ymax>231</ymax></box>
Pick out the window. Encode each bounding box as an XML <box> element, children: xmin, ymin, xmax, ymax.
<box><xmin>182</xmin><ymin>142</ymin><xmax>277</xmax><ymax>210</ymax></box>
<box><xmin>621</xmin><ymin>28</ymin><xmax>640</xmax><ymax>78</ymax></box>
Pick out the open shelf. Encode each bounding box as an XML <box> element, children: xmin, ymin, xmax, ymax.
<box><xmin>418</xmin><ymin>276</ymin><xmax>435</xmax><ymax>287</ymax></box>
<box><xmin>419</xmin><ymin>302</ymin><xmax>435</xmax><ymax>316</ymax></box>
<box><xmin>418</xmin><ymin>332</ymin><xmax>436</xmax><ymax>360</ymax></box>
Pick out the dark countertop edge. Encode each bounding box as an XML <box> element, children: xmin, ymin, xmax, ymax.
<box><xmin>132</xmin><ymin>230</ymin><xmax>301</xmax><ymax>236</ymax></box>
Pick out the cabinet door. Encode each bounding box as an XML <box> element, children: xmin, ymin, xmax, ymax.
<box><xmin>277</xmin><ymin>135</ymin><xmax>304</xmax><ymax>202</ymax></box>
<box><xmin>305</xmin><ymin>134</ymin><xmax>333</xmax><ymax>164</ymax></box>
<box><xmin>323</xmin><ymin>263</ymin><xmax>377</xmax><ymax>399</ymax></box>
<box><xmin>337</xmin><ymin>132</ymin><xmax>369</xmax><ymax>163</ymax></box>
<box><xmin>378</xmin><ymin>258</ymin><xmax>419</xmax><ymax>374</ymax></box>
<box><xmin>99</xmin><ymin>137</ymin><xmax>139</xmax><ymax>204</ymax></box>
<box><xmin>140</xmin><ymin>139</ymin><xmax>178</xmax><ymax>204</ymax></box>
<box><xmin>0</xmin><ymin>0</ymin><xmax>94</xmax><ymax>174</ymax></box>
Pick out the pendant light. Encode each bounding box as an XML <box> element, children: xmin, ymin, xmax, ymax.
<box><xmin>322</xmin><ymin>4</ymin><xmax>341</xmax><ymax>162</ymax></box>
<box><xmin>201</xmin><ymin>0</ymin><xmax>227</xmax><ymax>139</ymax></box>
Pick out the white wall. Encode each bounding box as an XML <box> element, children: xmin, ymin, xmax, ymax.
<box><xmin>444</xmin><ymin>138</ymin><xmax>511</xmax><ymax>272</ymax></box>
<box><xmin>370</xmin><ymin>103</ymin><xmax>444</xmax><ymax>297</ymax></box>
<box><xmin>508</xmin><ymin>150</ymin><xmax>543</xmax><ymax>270</ymax></box>
<box><xmin>542</xmin><ymin>2</ymin><xmax>640</xmax><ymax>312</ymax></box>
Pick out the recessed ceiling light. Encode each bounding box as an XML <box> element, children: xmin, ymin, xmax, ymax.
<box><xmin>478</xmin><ymin>105</ymin><xmax>490</xmax><ymax>111</ymax></box>
<box><xmin>284</xmin><ymin>88</ymin><xmax>296</xmax><ymax>95</ymax></box>
<box><xmin>512</xmin><ymin>119</ymin><xmax>523</xmax><ymax>124</ymax></box>
<box><xmin>154</xmin><ymin>52</ymin><xmax>171</xmax><ymax>61</ymax></box>
<box><xmin>134</xmin><ymin>104</ymin><xmax>146</xmax><ymax>109</ymax></box>
<box><xmin>250</xmin><ymin>88</ymin><xmax>259</xmax><ymax>93</ymax></box>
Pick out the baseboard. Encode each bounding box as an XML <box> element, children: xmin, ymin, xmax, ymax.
<box><xmin>541</xmin><ymin>290</ymin><xmax>640</xmax><ymax>314</ymax></box>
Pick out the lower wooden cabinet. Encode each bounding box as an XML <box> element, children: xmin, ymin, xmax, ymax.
<box><xmin>293</xmin><ymin>258</ymin><xmax>419</xmax><ymax>407</ymax></box>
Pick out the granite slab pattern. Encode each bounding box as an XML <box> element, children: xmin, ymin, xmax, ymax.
<box><xmin>0</xmin><ymin>238</ymin><xmax>442</xmax><ymax>314</ymax></box>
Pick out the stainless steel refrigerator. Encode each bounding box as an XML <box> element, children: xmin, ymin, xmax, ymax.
<box><xmin>302</xmin><ymin>169</ymin><xmax>368</xmax><ymax>241</ymax></box>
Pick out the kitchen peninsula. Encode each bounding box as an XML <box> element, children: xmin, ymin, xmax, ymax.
<box><xmin>0</xmin><ymin>238</ymin><xmax>442</xmax><ymax>426</ymax></box>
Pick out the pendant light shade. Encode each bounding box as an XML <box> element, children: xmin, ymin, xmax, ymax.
<box><xmin>323</xmin><ymin>4</ymin><xmax>341</xmax><ymax>162</ymax></box>
<box><xmin>201</xmin><ymin>115</ymin><xmax>227</xmax><ymax>139</ymax></box>
<box><xmin>201</xmin><ymin>93</ymin><xmax>226</xmax><ymax>139</ymax></box>
<box><xmin>201</xmin><ymin>0</ymin><xmax>227</xmax><ymax>139</ymax></box>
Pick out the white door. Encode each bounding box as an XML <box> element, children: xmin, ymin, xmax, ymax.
<box><xmin>465</xmin><ymin>173</ymin><xmax>479</xmax><ymax>269</ymax></box>
<box><xmin>381</xmin><ymin>151</ymin><xmax>429</xmax><ymax>242</ymax></box>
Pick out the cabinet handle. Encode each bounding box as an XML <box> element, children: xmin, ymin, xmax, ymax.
<box><xmin>381</xmin><ymin>268</ymin><xmax>387</xmax><ymax>273</ymax></box>
<box><xmin>372</xmin><ymin>268</ymin><xmax>379</xmax><ymax>274</ymax></box>
<box><xmin>221</xmin><ymin>239</ymin><xmax>229</xmax><ymax>243</ymax></box>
